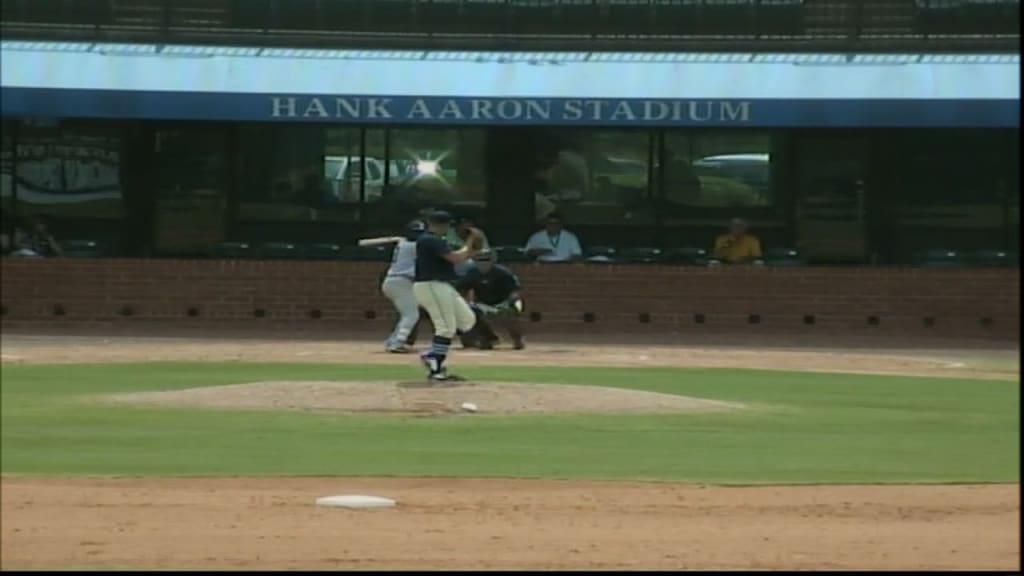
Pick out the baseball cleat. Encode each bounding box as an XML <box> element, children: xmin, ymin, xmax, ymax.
<box><xmin>420</xmin><ymin>353</ymin><xmax>441</xmax><ymax>374</ymax></box>
<box><xmin>386</xmin><ymin>344</ymin><xmax>412</xmax><ymax>354</ymax></box>
<box><xmin>512</xmin><ymin>335</ymin><xmax>525</xmax><ymax>350</ymax></box>
<box><xmin>428</xmin><ymin>371</ymin><xmax>466</xmax><ymax>382</ymax></box>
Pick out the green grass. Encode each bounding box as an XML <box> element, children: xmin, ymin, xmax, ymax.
<box><xmin>0</xmin><ymin>362</ymin><xmax>1018</xmax><ymax>484</ymax></box>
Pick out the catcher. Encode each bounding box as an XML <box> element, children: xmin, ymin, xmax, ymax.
<box><xmin>457</xmin><ymin>249</ymin><xmax>526</xmax><ymax>350</ymax></box>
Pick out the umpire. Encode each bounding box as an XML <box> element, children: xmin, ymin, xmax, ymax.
<box><xmin>457</xmin><ymin>249</ymin><xmax>526</xmax><ymax>350</ymax></box>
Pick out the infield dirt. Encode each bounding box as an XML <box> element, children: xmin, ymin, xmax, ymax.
<box><xmin>1</xmin><ymin>477</ymin><xmax>1019</xmax><ymax>571</ymax></box>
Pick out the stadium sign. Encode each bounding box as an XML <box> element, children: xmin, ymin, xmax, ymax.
<box><xmin>269</xmin><ymin>96</ymin><xmax>752</xmax><ymax>125</ymax></box>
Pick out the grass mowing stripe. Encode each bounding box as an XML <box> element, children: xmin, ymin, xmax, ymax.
<box><xmin>1</xmin><ymin>362</ymin><xmax>1018</xmax><ymax>484</ymax></box>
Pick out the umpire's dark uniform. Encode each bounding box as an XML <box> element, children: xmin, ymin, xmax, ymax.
<box><xmin>457</xmin><ymin>252</ymin><xmax>525</xmax><ymax>350</ymax></box>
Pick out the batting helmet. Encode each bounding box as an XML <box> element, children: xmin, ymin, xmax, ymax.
<box><xmin>404</xmin><ymin>219</ymin><xmax>427</xmax><ymax>241</ymax></box>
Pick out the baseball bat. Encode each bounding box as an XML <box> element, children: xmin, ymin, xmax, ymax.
<box><xmin>357</xmin><ymin>236</ymin><xmax>404</xmax><ymax>247</ymax></box>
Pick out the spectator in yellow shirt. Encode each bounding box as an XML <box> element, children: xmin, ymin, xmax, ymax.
<box><xmin>712</xmin><ymin>218</ymin><xmax>763</xmax><ymax>265</ymax></box>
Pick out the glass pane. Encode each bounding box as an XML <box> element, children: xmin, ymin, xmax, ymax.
<box><xmin>323</xmin><ymin>127</ymin><xmax>363</xmax><ymax>206</ymax></box>
<box><xmin>1</xmin><ymin>121</ymin><xmax>12</xmax><ymax>215</ymax></box>
<box><xmin>153</xmin><ymin>128</ymin><xmax>228</xmax><ymax>255</ymax></box>
<box><xmin>663</xmin><ymin>131</ymin><xmax>773</xmax><ymax>208</ymax></box>
<box><xmin>1</xmin><ymin>121</ymin><xmax>12</xmax><ymax>254</ymax></box>
<box><xmin>237</xmin><ymin>125</ymin><xmax>360</xmax><ymax>222</ymax></box>
<box><xmin>795</xmin><ymin>138</ymin><xmax>868</xmax><ymax>263</ymax></box>
<box><xmin>884</xmin><ymin>130</ymin><xmax>1012</xmax><ymax>257</ymax></box>
<box><xmin>530</xmin><ymin>129</ymin><xmax>653</xmax><ymax>226</ymax></box>
<box><xmin>365</xmin><ymin>128</ymin><xmax>485</xmax><ymax>228</ymax></box>
<box><xmin>14</xmin><ymin>122</ymin><xmax>125</xmax><ymax>219</ymax></box>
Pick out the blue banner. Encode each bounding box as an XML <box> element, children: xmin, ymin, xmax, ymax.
<box><xmin>1</xmin><ymin>88</ymin><xmax>1018</xmax><ymax>128</ymax></box>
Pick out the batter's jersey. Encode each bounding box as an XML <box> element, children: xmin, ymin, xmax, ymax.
<box><xmin>386</xmin><ymin>239</ymin><xmax>417</xmax><ymax>279</ymax></box>
<box><xmin>458</xmin><ymin>264</ymin><xmax>521</xmax><ymax>306</ymax></box>
<box><xmin>415</xmin><ymin>232</ymin><xmax>456</xmax><ymax>282</ymax></box>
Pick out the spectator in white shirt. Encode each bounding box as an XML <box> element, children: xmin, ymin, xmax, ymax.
<box><xmin>525</xmin><ymin>212</ymin><xmax>582</xmax><ymax>263</ymax></box>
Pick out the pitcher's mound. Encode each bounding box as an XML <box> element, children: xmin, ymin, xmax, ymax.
<box><xmin>107</xmin><ymin>381</ymin><xmax>742</xmax><ymax>415</ymax></box>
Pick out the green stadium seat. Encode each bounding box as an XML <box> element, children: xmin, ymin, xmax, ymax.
<box><xmin>462</xmin><ymin>0</ymin><xmax>508</xmax><ymax>35</ymax></box>
<box><xmin>12</xmin><ymin>0</ymin><xmax>84</xmax><ymax>24</ymax></box>
<box><xmin>618</xmin><ymin>246</ymin><xmax>665</xmax><ymax>264</ymax></box>
<box><xmin>670</xmin><ymin>246</ymin><xmax>709</xmax><ymax>266</ymax></box>
<box><xmin>756</xmin><ymin>0</ymin><xmax>803</xmax><ymax>36</ymax></box>
<box><xmin>423</xmin><ymin>0</ymin><xmax>464</xmax><ymax>34</ymax></box>
<box><xmin>493</xmin><ymin>245</ymin><xmax>529</xmax><ymax>263</ymax></box>
<box><xmin>602</xmin><ymin>0</ymin><xmax>654</xmax><ymax>36</ymax></box>
<box><xmin>915</xmin><ymin>249</ymin><xmax>970</xmax><ymax>268</ymax></box>
<box><xmin>274</xmin><ymin>0</ymin><xmax>320</xmax><ymax>30</ymax></box>
<box><xmin>970</xmin><ymin>249</ymin><xmax>1018</xmax><ymax>268</ymax></box>
<box><xmin>915</xmin><ymin>0</ymin><xmax>966</xmax><ymax>35</ymax></box>
<box><xmin>212</xmin><ymin>241</ymin><xmax>254</xmax><ymax>259</ymax></box>
<box><xmin>964</xmin><ymin>0</ymin><xmax>1020</xmax><ymax>34</ymax></box>
<box><xmin>650</xmin><ymin>0</ymin><xmax>701</xmax><ymax>36</ymax></box>
<box><xmin>259</xmin><ymin>242</ymin><xmax>303</xmax><ymax>260</ymax></box>
<box><xmin>700</xmin><ymin>0</ymin><xmax>756</xmax><ymax>36</ymax></box>
<box><xmin>343</xmin><ymin>244</ymin><xmax>392</xmax><ymax>262</ymax></box>
<box><xmin>561</xmin><ymin>0</ymin><xmax>602</xmax><ymax>34</ymax></box>
<box><xmin>508</xmin><ymin>0</ymin><xmax>597</xmax><ymax>35</ymax></box>
<box><xmin>62</xmin><ymin>239</ymin><xmax>110</xmax><ymax>258</ymax></box>
<box><xmin>230</xmin><ymin>0</ymin><xmax>272</xmax><ymax>28</ymax></box>
<box><xmin>364</xmin><ymin>0</ymin><xmax>416</xmax><ymax>33</ymax></box>
<box><xmin>765</xmin><ymin>247</ymin><xmax>807</xmax><ymax>267</ymax></box>
<box><xmin>305</xmin><ymin>243</ymin><xmax>344</xmax><ymax>260</ymax></box>
<box><xmin>584</xmin><ymin>246</ymin><xmax>617</xmax><ymax>263</ymax></box>
<box><xmin>168</xmin><ymin>0</ymin><xmax>230</xmax><ymax>28</ymax></box>
<box><xmin>320</xmin><ymin>0</ymin><xmax>368</xmax><ymax>32</ymax></box>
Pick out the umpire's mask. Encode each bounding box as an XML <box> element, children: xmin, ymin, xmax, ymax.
<box><xmin>475</xmin><ymin>249</ymin><xmax>495</xmax><ymax>272</ymax></box>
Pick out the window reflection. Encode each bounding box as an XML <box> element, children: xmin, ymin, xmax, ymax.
<box><xmin>322</xmin><ymin>128</ymin><xmax>364</xmax><ymax>204</ymax></box>
<box><xmin>359</xmin><ymin>128</ymin><xmax>486</xmax><ymax>230</ymax></box>
<box><xmin>663</xmin><ymin>132</ymin><xmax>773</xmax><ymax>208</ymax></box>
<box><xmin>383</xmin><ymin>128</ymin><xmax>485</xmax><ymax>206</ymax></box>
<box><xmin>880</xmin><ymin>130</ymin><xmax>1015</xmax><ymax>257</ymax></box>
<box><xmin>237</xmin><ymin>125</ymin><xmax>362</xmax><ymax>222</ymax></box>
<box><xmin>1</xmin><ymin>122</ymin><xmax>12</xmax><ymax>213</ymax></box>
<box><xmin>14</xmin><ymin>123</ymin><xmax>124</xmax><ymax>218</ymax></box>
<box><xmin>531</xmin><ymin>129</ymin><xmax>653</xmax><ymax>225</ymax></box>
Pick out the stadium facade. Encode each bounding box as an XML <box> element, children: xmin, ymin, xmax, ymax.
<box><xmin>1</xmin><ymin>1</ymin><xmax>1019</xmax><ymax>266</ymax></box>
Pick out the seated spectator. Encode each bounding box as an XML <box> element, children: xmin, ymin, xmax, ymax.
<box><xmin>711</xmin><ymin>218</ymin><xmax>762</xmax><ymax>265</ymax></box>
<box><xmin>454</xmin><ymin>216</ymin><xmax>490</xmax><ymax>277</ymax></box>
<box><xmin>457</xmin><ymin>216</ymin><xmax>490</xmax><ymax>251</ymax></box>
<box><xmin>524</xmin><ymin>212</ymin><xmax>582</xmax><ymax>263</ymax></box>
<box><xmin>11</xmin><ymin>214</ymin><xmax>63</xmax><ymax>258</ymax></box>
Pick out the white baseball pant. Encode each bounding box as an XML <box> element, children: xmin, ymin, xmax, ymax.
<box><xmin>413</xmin><ymin>280</ymin><xmax>476</xmax><ymax>339</ymax></box>
<box><xmin>381</xmin><ymin>276</ymin><xmax>419</xmax><ymax>347</ymax></box>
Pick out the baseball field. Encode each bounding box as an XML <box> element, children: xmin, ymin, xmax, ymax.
<box><xmin>1</xmin><ymin>332</ymin><xmax>1019</xmax><ymax>570</ymax></box>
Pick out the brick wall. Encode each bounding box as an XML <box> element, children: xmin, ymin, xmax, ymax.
<box><xmin>0</xmin><ymin>258</ymin><xmax>1019</xmax><ymax>339</ymax></box>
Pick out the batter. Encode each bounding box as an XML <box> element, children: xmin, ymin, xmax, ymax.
<box><xmin>414</xmin><ymin>211</ymin><xmax>482</xmax><ymax>381</ymax></box>
<box><xmin>380</xmin><ymin>220</ymin><xmax>426</xmax><ymax>353</ymax></box>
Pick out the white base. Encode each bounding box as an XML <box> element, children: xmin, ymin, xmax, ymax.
<box><xmin>315</xmin><ymin>494</ymin><xmax>397</xmax><ymax>509</ymax></box>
